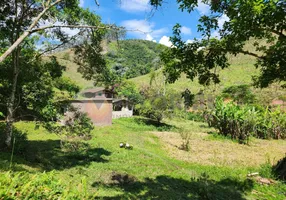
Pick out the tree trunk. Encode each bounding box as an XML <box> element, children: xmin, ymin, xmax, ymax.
<box><xmin>5</xmin><ymin>48</ymin><xmax>19</xmax><ymax>148</ymax></box>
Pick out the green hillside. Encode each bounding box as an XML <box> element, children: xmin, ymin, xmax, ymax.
<box><xmin>52</xmin><ymin>40</ymin><xmax>166</xmax><ymax>89</ymax></box>
<box><xmin>131</xmin><ymin>40</ymin><xmax>286</xmax><ymax>104</ymax></box>
<box><xmin>106</xmin><ymin>39</ymin><xmax>167</xmax><ymax>78</ymax></box>
<box><xmin>52</xmin><ymin>39</ymin><xmax>285</xmax><ymax>103</ymax></box>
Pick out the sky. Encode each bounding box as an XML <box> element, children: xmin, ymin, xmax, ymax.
<box><xmin>77</xmin><ymin>0</ymin><xmax>227</xmax><ymax>47</ymax></box>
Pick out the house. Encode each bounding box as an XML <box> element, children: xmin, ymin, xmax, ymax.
<box><xmin>112</xmin><ymin>99</ymin><xmax>133</xmax><ymax>119</ymax></box>
<box><xmin>65</xmin><ymin>87</ymin><xmax>133</xmax><ymax>126</ymax></box>
<box><xmin>68</xmin><ymin>88</ymin><xmax>114</xmax><ymax>126</ymax></box>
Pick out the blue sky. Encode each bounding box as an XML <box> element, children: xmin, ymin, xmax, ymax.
<box><xmin>78</xmin><ymin>0</ymin><xmax>224</xmax><ymax>46</ymax></box>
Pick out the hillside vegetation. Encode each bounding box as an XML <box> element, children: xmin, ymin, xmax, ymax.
<box><xmin>131</xmin><ymin>40</ymin><xmax>286</xmax><ymax>105</ymax></box>
<box><xmin>52</xmin><ymin>39</ymin><xmax>285</xmax><ymax>104</ymax></box>
<box><xmin>106</xmin><ymin>40</ymin><xmax>166</xmax><ymax>78</ymax></box>
<box><xmin>52</xmin><ymin>40</ymin><xmax>166</xmax><ymax>88</ymax></box>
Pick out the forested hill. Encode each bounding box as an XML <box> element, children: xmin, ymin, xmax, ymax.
<box><xmin>53</xmin><ymin>39</ymin><xmax>166</xmax><ymax>88</ymax></box>
<box><xmin>105</xmin><ymin>39</ymin><xmax>167</xmax><ymax>78</ymax></box>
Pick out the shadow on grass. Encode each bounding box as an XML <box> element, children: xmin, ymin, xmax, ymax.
<box><xmin>0</xmin><ymin>122</ymin><xmax>111</xmax><ymax>171</ymax></box>
<box><xmin>92</xmin><ymin>173</ymin><xmax>254</xmax><ymax>200</ymax></box>
<box><xmin>133</xmin><ymin>117</ymin><xmax>176</xmax><ymax>132</ymax></box>
<box><xmin>0</xmin><ymin>139</ymin><xmax>111</xmax><ymax>171</ymax></box>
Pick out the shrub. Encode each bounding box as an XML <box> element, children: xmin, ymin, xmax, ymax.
<box><xmin>205</xmin><ymin>98</ymin><xmax>286</xmax><ymax>143</ymax></box>
<box><xmin>0</xmin><ymin>171</ymin><xmax>93</xmax><ymax>199</ymax></box>
<box><xmin>221</xmin><ymin>84</ymin><xmax>256</xmax><ymax>104</ymax></box>
<box><xmin>45</xmin><ymin>109</ymin><xmax>94</xmax><ymax>151</ymax></box>
<box><xmin>179</xmin><ymin>129</ymin><xmax>191</xmax><ymax>151</ymax></box>
<box><xmin>187</xmin><ymin>112</ymin><xmax>205</xmax><ymax>122</ymax></box>
<box><xmin>137</xmin><ymin>88</ymin><xmax>183</xmax><ymax>122</ymax></box>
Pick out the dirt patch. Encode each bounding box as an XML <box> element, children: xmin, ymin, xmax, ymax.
<box><xmin>152</xmin><ymin>131</ymin><xmax>286</xmax><ymax>167</ymax></box>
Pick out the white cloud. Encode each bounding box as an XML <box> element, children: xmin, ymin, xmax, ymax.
<box><xmin>211</xmin><ymin>14</ymin><xmax>229</xmax><ymax>38</ymax></box>
<box><xmin>186</xmin><ymin>39</ymin><xmax>194</xmax><ymax>44</ymax></box>
<box><xmin>146</xmin><ymin>34</ymin><xmax>153</xmax><ymax>41</ymax></box>
<box><xmin>121</xmin><ymin>19</ymin><xmax>168</xmax><ymax>40</ymax></box>
<box><xmin>211</xmin><ymin>30</ymin><xmax>220</xmax><ymax>38</ymax></box>
<box><xmin>79</xmin><ymin>0</ymin><xmax>84</xmax><ymax>7</ymax></box>
<box><xmin>218</xmin><ymin>14</ymin><xmax>229</xmax><ymax>28</ymax></box>
<box><xmin>197</xmin><ymin>0</ymin><xmax>210</xmax><ymax>15</ymax></box>
<box><xmin>120</xmin><ymin>0</ymin><xmax>150</xmax><ymax>12</ymax></box>
<box><xmin>159</xmin><ymin>36</ymin><xmax>172</xmax><ymax>47</ymax></box>
<box><xmin>181</xmin><ymin>26</ymin><xmax>192</xmax><ymax>35</ymax></box>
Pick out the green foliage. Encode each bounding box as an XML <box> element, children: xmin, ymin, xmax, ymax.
<box><xmin>45</xmin><ymin>109</ymin><xmax>94</xmax><ymax>151</ymax></box>
<box><xmin>221</xmin><ymin>84</ymin><xmax>256</xmax><ymax>104</ymax></box>
<box><xmin>0</xmin><ymin>48</ymin><xmax>79</xmax><ymax>121</ymax></box>
<box><xmin>106</xmin><ymin>40</ymin><xmax>166</xmax><ymax>79</ymax></box>
<box><xmin>181</xmin><ymin>89</ymin><xmax>195</xmax><ymax>109</ymax></box>
<box><xmin>137</xmin><ymin>88</ymin><xmax>183</xmax><ymax>122</ymax></box>
<box><xmin>0</xmin><ymin>171</ymin><xmax>93</xmax><ymax>199</ymax></box>
<box><xmin>153</xmin><ymin>0</ymin><xmax>286</xmax><ymax>88</ymax></box>
<box><xmin>114</xmin><ymin>80</ymin><xmax>143</xmax><ymax>104</ymax></box>
<box><xmin>75</xmin><ymin>26</ymin><xmax>110</xmax><ymax>86</ymax></box>
<box><xmin>179</xmin><ymin>129</ymin><xmax>191</xmax><ymax>151</ymax></box>
<box><xmin>206</xmin><ymin>99</ymin><xmax>286</xmax><ymax>143</ymax></box>
<box><xmin>259</xmin><ymin>161</ymin><xmax>275</xmax><ymax>179</ymax></box>
<box><xmin>187</xmin><ymin>112</ymin><xmax>205</xmax><ymax>122</ymax></box>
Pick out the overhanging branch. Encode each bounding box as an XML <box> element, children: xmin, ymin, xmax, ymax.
<box><xmin>29</xmin><ymin>24</ymin><xmax>118</xmax><ymax>33</ymax></box>
<box><xmin>0</xmin><ymin>0</ymin><xmax>64</xmax><ymax>63</ymax></box>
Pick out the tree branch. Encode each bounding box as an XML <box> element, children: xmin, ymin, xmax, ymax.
<box><xmin>0</xmin><ymin>0</ymin><xmax>63</xmax><ymax>63</ymax></box>
<box><xmin>29</xmin><ymin>24</ymin><xmax>118</xmax><ymax>33</ymax></box>
<box><xmin>35</xmin><ymin>30</ymin><xmax>85</xmax><ymax>58</ymax></box>
<box><xmin>234</xmin><ymin>49</ymin><xmax>262</xmax><ymax>59</ymax></box>
<box><xmin>271</xmin><ymin>29</ymin><xmax>286</xmax><ymax>39</ymax></box>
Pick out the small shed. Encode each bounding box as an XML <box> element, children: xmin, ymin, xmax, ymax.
<box><xmin>112</xmin><ymin>99</ymin><xmax>133</xmax><ymax>119</ymax></box>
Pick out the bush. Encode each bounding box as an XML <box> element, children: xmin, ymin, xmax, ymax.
<box><xmin>137</xmin><ymin>88</ymin><xmax>183</xmax><ymax>122</ymax></box>
<box><xmin>205</xmin><ymin>98</ymin><xmax>286</xmax><ymax>143</ymax></box>
<box><xmin>221</xmin><ymin>84</ymin><xmax>256</xmax><ymax>104</ymax></box>
<box><xmin>45</xmin><ymin>109</ymin><xmax>94</xmax><ymax>151</ymax></box>
<box><xmin>187</xmin><ymin>112</ymin><xmax>205</xmax><ymax>122</ymax></box>
<box><xmin>0</xmin><ymin>171</ymin><xmax>93</xmax><ymax>199</ymax></box>
<box><xmin>179</xmin><ymin>129</ymin><xmax>191</xmax><ymax>151</ymax></box>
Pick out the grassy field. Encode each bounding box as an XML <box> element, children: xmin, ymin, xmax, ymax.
<box><xmin>1</xmin><ymin>117</ymin><xmax>285</xmax><ymax>199</ymax></box>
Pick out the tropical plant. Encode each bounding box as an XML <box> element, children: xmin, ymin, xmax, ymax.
<box><xmin>206</xmin><ymin>98</ymin><xmax>286</xmax><ymax>143</ymax></box>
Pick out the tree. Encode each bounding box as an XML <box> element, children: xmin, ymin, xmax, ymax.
<box><xmin>137</xmin><ymin>72</ymin><xmax>183</xmax><ymax>122</ymax></box>
<box><xmin>0</xmin><ymin>0</ymin><xmax>118</xmax><ymax>147</ymax></box>
<box><xmin>150</xmin><ymin>0</ymin><xmax>285</xmax><ymax>88</ymax></box>
<box><xmin>114</xmin><ymin>80</ymin><xmax>143</xmax><ymax>105</ymax></box>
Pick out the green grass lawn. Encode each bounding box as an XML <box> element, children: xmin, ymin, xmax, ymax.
<box><xmin>1</xmin><ymin>117</ymin><xmax>285</xmax><ymax>199</ymax></box>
